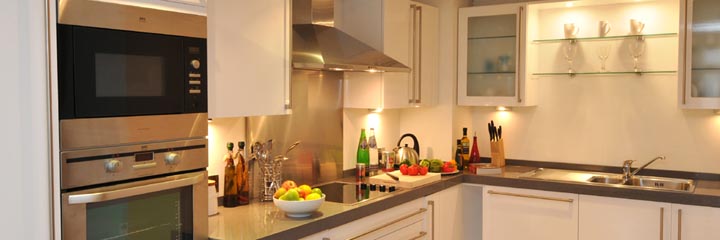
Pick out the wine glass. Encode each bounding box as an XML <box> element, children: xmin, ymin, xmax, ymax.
<box><xmin>563</xmin><ymin>41</ymin><xmax>578</xmax><ymax>74</ymax></box>
<box><xmin>628</xmin><ymin>39</ymin><xmax>646</xmax><ymax>72</ymax></box>
<box><xmin>597</xmin><ymin>43</ymin><xmax>611</xmax><ymax>72</ymax></box>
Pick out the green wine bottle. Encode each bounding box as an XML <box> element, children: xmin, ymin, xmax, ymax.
<box><xmin>356</xmin><ymin>128</ymin><xmax>370</xmax><ymax>177</ymax></box>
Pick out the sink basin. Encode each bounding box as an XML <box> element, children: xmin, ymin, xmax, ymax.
<box><xmin>587</xmin><ymin>175</ymin><xmax>695</xmax><ymax>192</ymax></box>
<box><xmin>521</xmin><ymin>168</ymin><xmax>696</xmax><ymax>193</ymax></box>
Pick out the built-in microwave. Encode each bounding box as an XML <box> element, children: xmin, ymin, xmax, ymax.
<box><xmin>57</xmin><ymin>0</ymin><xmax>207</xmax><ymax>119</ymax></box>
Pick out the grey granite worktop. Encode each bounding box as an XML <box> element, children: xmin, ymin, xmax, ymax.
<box><xmin>209</xmin><ymin>164</ymin><xmax>720</xmax><ymax>240</ymax></box>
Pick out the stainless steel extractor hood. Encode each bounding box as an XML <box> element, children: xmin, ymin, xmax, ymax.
<box><xmin>292</xmin><ymin>0</ymin><xmax>410</xmax><ymax>72</ymax></box>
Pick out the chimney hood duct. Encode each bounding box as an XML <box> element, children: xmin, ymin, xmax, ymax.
<box><xmin>292</xmin><ymin>0</ymin><xmax>410</xmax><ymax>72</ymax></box>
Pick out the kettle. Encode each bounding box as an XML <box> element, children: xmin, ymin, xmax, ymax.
<box><xmin>394</xmin><ymin>133</ymin><xmax>420</xmax><ymax>167</ymax></box>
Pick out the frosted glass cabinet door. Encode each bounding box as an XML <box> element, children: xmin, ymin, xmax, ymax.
<box><xmin>680</xmin><ymin>0</ymin><xmax>720</xmax><ymax>108</ymax></box>
<box><xmin>458</xmin><ymin>4</ymin><xmax>526</xmax><ymax>106</ymax></box>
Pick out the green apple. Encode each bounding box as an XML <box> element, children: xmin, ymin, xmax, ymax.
<box><xmin>284</xmin><ymin>188</ymin><xmax>301</xmax><ymax>201</ymax></box>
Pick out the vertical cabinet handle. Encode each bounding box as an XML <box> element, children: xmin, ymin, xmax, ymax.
<box><xmin>409</xmin><ymin>4</ymin><xmax>417</xmax><ymax>104</ymax></box>
<box><xmin>416</xmin><ymin>5</ymin><xmax>423</xmax><ymax>104</ymax></box>
<box><xmin>284</xmin><ymin>0</ymin><xmax>293</xmax><ymax>110</ymax></box>
<box><xmin>660</xmin><ymin>207</ymin><xmax>665</xmax><ymax>240</ymax></box>
<box><xmin>678</xmin><ymin>209</ymin><xmax>683</xmax><ymax>240</ymax></box>
<box><xmin>516</xmin><ymin>6</ymin><xmax>524</xmax><ymax>103</ymax></box>
<box><xmin>428</xmin><ymin>200</ymin><xmax>435</xmax><ymax>240</ymax></box>
<box><xmin>681</xmin><ymin>0</ymin><xmax>689</xmax><ymax>105</ymax></box>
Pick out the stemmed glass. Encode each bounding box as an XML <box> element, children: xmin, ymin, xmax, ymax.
<box><xmin>563</xmin><ymin>41</ymin><xmax>578</xmax><ymax>74</ymax></box>
<box><xmin>597</xmin><ymin>43</ymin><xmax>611</xmax><ymax>72</ymax></box>
<box><xmin>628</xmin><ymin>38</ymin><xmax>646</xmax><ymax>72</ymax></box>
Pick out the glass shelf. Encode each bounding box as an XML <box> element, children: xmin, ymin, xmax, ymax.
<box><xmin>469</xmin><ymin>71</ymin><xmax>516</xmax><ymax>75</ymax></box>
<box><xmin>533</xmin><ymin>33</ymin><xmax>677</xmax><ymax>43</ymax></box>
<box><xmin>469</xmin><ymin>35</ymin><xmax>516</xmax><ymax>40</ymax></box>
<box><xmin>533</xmin><ymin>70</ymin><xmax>677</xmax><ymax>76</ymax></box>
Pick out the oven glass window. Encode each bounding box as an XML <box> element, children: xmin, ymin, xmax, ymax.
<box><xmin>86</xmin><ymin>187</ymin><xmax>193</xmax><ymax>239</ymax></box>
<box><xmin>95</xmin><ymin>53</ymin><xmax>166</xmax><ymax>97</ymax></box>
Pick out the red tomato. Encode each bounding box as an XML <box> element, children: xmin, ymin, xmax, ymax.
<box><xmin>399</xmin><ymin>164</ymin><xmax>409</xmax><ymax>175</ymax></box>
<box><xmin>418</xmin><ymin>166</ymin><xmax>428</xmax><ymax>175</ymax></box>
<box><xmin>442</xmin><ymin>166</ymin><xmax>455</xmax><ymax>173</ymax></box>
<box><xmin>408</xmin><ymin>165</ymin><xmax>419</xmax><ymax>176</ymax></box>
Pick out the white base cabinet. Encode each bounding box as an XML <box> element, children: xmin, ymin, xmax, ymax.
<box><xmin>671</xmin><ymin>204</ymin><xmax>720</xmax><ymax>240</ymax></box>
<box><xmin>325</xmin><ymin>198</ymin><xmax>428</xmax><ymax>240</ymax></box>
<box><xmin>425</xmin><ymin>184</ymin><xmax>463</xmax><ymax>240</ymax></box>
<box><xmin>482</xmin><ymin>186</ymin><xmax>579</xmax><ymax>240</ymax></box>
<box><xmin>579</xmin><ymin>195</ymin><xmax>671</xmax><ymax>240</ymax></box>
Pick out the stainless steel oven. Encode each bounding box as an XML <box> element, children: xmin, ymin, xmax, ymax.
<box><xmin>61</xmin><ymin>171</ymin><xmax>207</xmax><ymax>240</ymax></box>
<box><xmin>57</xmin><ymin>1</ymin><xmax>209</xmax><ymax>239</ymax></box>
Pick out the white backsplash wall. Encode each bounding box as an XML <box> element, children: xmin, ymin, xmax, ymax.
<box><xmin>208</xmin><ymin>117</ymin><xmax>246</xmax><ymax>196</ymax></box>
<box><xmin>343</xmin><ymin>109</ymin><xmax>401</xmax><ymax>170</ymax></box>
<box><xmin>468</xmin><ymin>74</ymin><xmax>720</xmax><ymax>174</ymax></box>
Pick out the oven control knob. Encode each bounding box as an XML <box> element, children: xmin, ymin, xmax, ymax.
<box><xmin>105</xmin><ymin>159</ymin><xmax>121</xmax><ymax>172</ymax></box>
<box><xmin>165</xmin><ymin>152</ymin><xmax>179</xmax><ymax>165</ymax></box>
<box><xmin>190</xmin><ymin>59</ymin><xmax>201</xmax><ymax>70</ymax></box>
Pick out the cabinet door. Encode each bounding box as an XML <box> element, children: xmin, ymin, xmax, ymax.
<box><xmin>327</xmin><ymin>198</ymin><xmax>427</xmax><ymax>239</ymax></box>
<box><xmin>458</xmin><ymin>4</ymin><xmax>526</xmax><ymax>106</ymax></box>
<box><xmin>579</xmin><ymin>195</ymin><xmax>671</xmax><ymax>240</ymax></box>
<box><xmin>680</xmin><ymin>0</ymin><xmax>720</xmax><ymax>109</ymax></box>
<box><xmin>483</xmin><ymin>186</ymin><xmax>578</xmax><ymax>240</ymax></box>
<box><xmin>207</xmin><ymin>0</ymin><xmax>291</xmax><ymax>117</ymax></box>
<box><xmin>425</xmin><ymin>185</ymin><xmax>462</xmax><ymax>240</ymax></box>
<box><xmin>671</xmin><ymin>204</ymin><xmax>720</xmax><ymax>240</ymax></box>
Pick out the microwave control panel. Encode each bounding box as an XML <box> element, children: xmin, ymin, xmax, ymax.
<box><xmin>184</xmin><ymin>38</ymin><xmax>207</xmax><ymax>113</ymax></box>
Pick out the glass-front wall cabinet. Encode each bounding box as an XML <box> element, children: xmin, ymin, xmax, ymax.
<box><xmin>458</xmin><ymin>4</ymin><xmax>527</xmax><ymax>106</ymax></box>
<box><xmin>682</xmin><ymin>0</ymin><xmax>720</xmax><ymax>108</ymax></box>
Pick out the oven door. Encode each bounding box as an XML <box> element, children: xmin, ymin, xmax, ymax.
<box><xmin>61</xmin><ymin>171</ymin><xmax>207</xmax><ymax>240</ymax></box>
<box><xmin>62</xmin><ymin>25</ymin><xmax>185</xmax><ymax>118</ymax></box>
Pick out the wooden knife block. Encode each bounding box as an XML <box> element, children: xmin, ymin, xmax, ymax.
<box><xmin>490</xmin><ymin>139</ymin><xmax>506</xmax><ymax>167</ymax></box>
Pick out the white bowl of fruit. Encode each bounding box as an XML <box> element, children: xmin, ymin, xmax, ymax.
<box><xmin>273</xmin><ymin>180</ymin><xmax>325</xmax><ymax>218</ymax></box>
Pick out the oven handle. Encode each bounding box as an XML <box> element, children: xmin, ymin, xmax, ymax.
<box><xmin>68</xmin><ymin>173</ymin><xmax>204</xmax><ymax>205</ymax></box>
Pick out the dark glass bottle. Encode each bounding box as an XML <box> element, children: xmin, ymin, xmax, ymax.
<box><xmin>223</xmin><ymin>142</ymin><xmax>240</xmax><ymax>207</ymax></box>
<box><xmin>460</xmin><ymin>128</ymin><xmax>470</xmax><ymax>168</ymax></box>
<box><xmin>234</xmin><ymin>141</ymin><xmax>249</xmax><ymax>205</ymax></box>
<box><xmin>455</xmin><ymin>139</ymin><xmax>464</xmax><ymax>170</ymax></box>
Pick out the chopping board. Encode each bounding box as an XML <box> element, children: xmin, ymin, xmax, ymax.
<box><xmin>368</xmin><ymin>170</ymin><xmax>441</xmax><ymax>188</ymax></box>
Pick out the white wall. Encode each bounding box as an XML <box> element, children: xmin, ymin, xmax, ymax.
<box><xmin>1</xmin><ymin>0</ymin><xmax>52</xmax><ymax>239</ymax></box>
<box><xmin>208</xmin><ymin>117</ymin><xmax>246</xmax><ymax>196</ymax></box>
<box><xmin>343</xmin><ymin>109</ymin><xmax>401</xmax><ymax>170</ymax></box>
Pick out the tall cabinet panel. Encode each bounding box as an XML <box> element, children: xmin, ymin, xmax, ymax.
<box><xmin>458</xmin><ymin>4</ymin><xmax>528</xmax><ymax>106</ymax></box>
<box><xmin>207</xmin><ymin>0</ymin><xmax>291</xmax><ymax>117</ymax></box>
<box><xmin>680</xmin><ymin>0</ymin><xmax>720</xmax><ymax>109</ymax></box>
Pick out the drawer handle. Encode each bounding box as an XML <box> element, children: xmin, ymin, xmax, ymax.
<box><xmin>409</xmin><ymin>231</ymin><xmax>427</xmax><ymax>240</ymax></box>
<box><xmin>487</xmin><ymin>190</ymin><xmax>574</xmax><ymax>203</ymax></box>
<box><xmin>349</xmin><ymin>207</ymin><xmax>427</xmax><ymax>240</ymax></box>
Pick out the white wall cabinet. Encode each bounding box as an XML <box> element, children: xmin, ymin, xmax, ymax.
<box><xmin>338</xmin><ymin>0</ymin><xmax>438</xmax><ymax>109</ymax></box>
<box><xmin>326</xmin><ymin>198</ymin><xmax>428</xmax><ymax>239</ymax></box>
<box><xmin>679</xmin><ymin>0</ymin><xmax>720</xmax><ymax>109</ymax></box>
<box><xmin>458</xmin><ymin>3</ymin><xmax>529</xmax><ymax>107</ymax></box>
<box><xmin>207</xmin><ymin>0</ymin><xmax>291</xmax><ymax>117</ymax></box>
<box><xmin>671</xmin><ymin>204</ymin><xmax>720</xmax><ymax>240</ymax></box>
<box><xmin>579</xmin><ymin>195</ymin><xmax>671</xmax><ymax>240</ymax></box>
<box><xmin>482</xmin><ymin>186</ymin><xmax>578</xmax><ymax>240</ymax></box>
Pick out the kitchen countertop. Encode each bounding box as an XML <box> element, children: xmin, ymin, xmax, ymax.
<box><xmin>209</xmin><ymin>165</ymin><xmax>720</xmax><ymax>240</ymax></box>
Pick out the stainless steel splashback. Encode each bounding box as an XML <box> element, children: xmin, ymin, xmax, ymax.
<box><xmin>247</xmin><ymin>70</ymin><xmax>344</xmax><ymax>193</ymax></box>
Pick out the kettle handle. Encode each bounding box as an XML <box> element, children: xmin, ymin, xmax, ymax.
<box><xmin>396</xmin><ymin>133</ymin><xmax>420</xmax><ymax>156</ymax></box>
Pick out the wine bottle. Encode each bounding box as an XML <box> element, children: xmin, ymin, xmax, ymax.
<box><xmin>455</xmin><ymin>139</ymin><xmax>464</xmax><ymax>170</ymax></box>
<box><xmin>223</xmin><ymin>142</ymin><xmax>240</xmax><ymax>207</ymax></box>
<box><xmin>357</xmin><ymin>128</ymin><xmax>370</xmax><ymax>177</ymax></box>
<box><xmin>469</xmin><ymin>132</ymin><xmax>481</xmax><ymax>164</ymax></box>
<box><xmin>234</xmin><ymin>141</ymin><xmax>249</xmax><ymax>205</ymax></box>
<box><xmin>461</xmin><ymin>128</ymin><xmax>470</xmax><ymax>168</ymax></box>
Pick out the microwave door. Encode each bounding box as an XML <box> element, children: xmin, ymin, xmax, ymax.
<box><xmin>72</xmin><ymin>27</ymin><xmax>185</xmax><ymax>118</ymax></box>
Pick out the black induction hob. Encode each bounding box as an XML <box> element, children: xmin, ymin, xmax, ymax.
<box><xmin>313</xmin><ymin>181</ymin><xmax>402</xmax><ymax>204</ymax></box>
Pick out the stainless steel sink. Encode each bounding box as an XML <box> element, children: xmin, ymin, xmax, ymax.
<box><xmin>587</xmin><ymin>175</ymin><xmax>695</xmax><ymax>192</ymax></box>
<box><xmin>521</xmin><ymin>168</ymin><xmax>696</xmax><ymax>193</ymax></box>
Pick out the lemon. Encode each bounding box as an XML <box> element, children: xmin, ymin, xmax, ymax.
<box><xmin>273</xmin><ymin>188</ymin><xmax>287</xmax><ymax>199</ymax></box>
<box><xmin>306</xmin><ymin>193</ymin><xmax>321</xmax><ymax>200</ymax></box>
<box><xmin>311</xmin><ymin>188</ymin><xmax>323</xmax><ymax>195</ymax></box>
